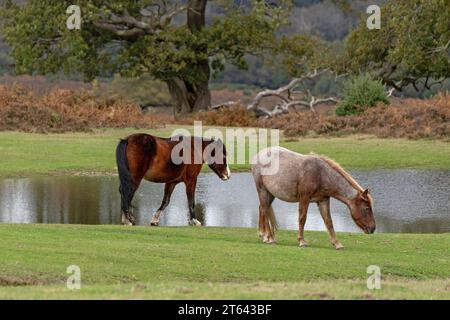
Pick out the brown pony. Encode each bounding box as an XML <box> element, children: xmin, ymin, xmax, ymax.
<box><xmin>116</xmin><ymin>133</ymin><xmax>230</xmax><ymax>226</ymax></box>
<box><xmin>252</xmin><ymin>147</ymin><xmax>375</xmax><ymax>250</ymax></box>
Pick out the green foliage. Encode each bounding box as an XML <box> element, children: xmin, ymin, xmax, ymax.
<box><xmin>335</xmin><ymin>74</ymin><xmax>389</xmax><ymax>116</ymax></box>
<box><xmin>0</xmin><ymin>0</ymin><xmax>286</xmax><ymax>85</ymax></box>
<box><xmin>277</xmin><ymin>34</ymin><xmax>331</xmax><ymax>77</ymax></box>
<box><xmin>344</xmin><ymin>0</ymin><xmax>450</xmax><ymax>90</ymax></box>
<box><xmin>0</xmin><ymin>0</ymin><xmax>105</xmax><ymax>78</ymax></box>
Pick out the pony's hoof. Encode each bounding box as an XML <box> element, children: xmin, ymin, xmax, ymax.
<box><xmin>150</xmin><ymin>217</ymin><xmax>159</xmax><ymax>226</ymax></box>
<box><xmin>127</xmin><ymin>215</ymin><xmax>136</xmax><ymax>225</ymax></box>
<box><xmin>299</xmin><ymin>241</ymin><xmax>308</xmax><ymax>248</ymax></box>
<box><xmin>263</xmin><ymin>235</ymin><xmax>276</xmax><ymax>244</ymax></box>
<box><xmin>121</xmin><ymin>214</ymin><xmax>134</xmax><ymax>226</ymax></box>
<box><xmin>335</xmin><ymin>243</ymin><xmax>345</xmax><ymax>250</ymax></box>
<box><xmin>189</xmin><ymin>218</ymin><xmax>202</xmax><ymax>226</ymax></box>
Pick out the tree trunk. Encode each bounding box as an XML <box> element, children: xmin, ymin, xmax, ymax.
<box><xmin>166</xmin><ymin>68</ymin><xmax>211</xmax><ymax>117</ymax></box>
<box><xmin>168</xmin><ymin>0</ymin><xmax>211</xmax><ymax>118</ymax></box>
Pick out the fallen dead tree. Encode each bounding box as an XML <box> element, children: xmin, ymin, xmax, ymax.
<box><xmin>209</xmin><ymin>70</ymin><xmax>339</xmax><ymax>117</ymax></box>
<box><xmin>246</xmin><ymin>70</ymin><xmax>339</xmax><ymax>117</ymax></box>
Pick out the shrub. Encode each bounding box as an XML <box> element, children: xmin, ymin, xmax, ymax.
<box><xmin>336</xmin><ymin>74</ymin><xmax>389</xmax><ymax>116</ymax></box>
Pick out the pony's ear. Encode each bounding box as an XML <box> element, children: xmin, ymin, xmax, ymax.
<box><xmin>360</xmin><ymin>189</ymin><xmax>370</xmax><ymax>200</ymax></box>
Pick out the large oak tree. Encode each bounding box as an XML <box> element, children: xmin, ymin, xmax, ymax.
<box><xmin>0</xmin><ymin>0</ymin><xmax>286</xmax><ymax>116</ymax></box>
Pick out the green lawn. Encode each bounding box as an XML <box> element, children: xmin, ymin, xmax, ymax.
<box><xmin>1</xmin><ymin>128</ymin><xmax>449</xmax><ymax>299</ymax></box>
<box><xmin>0</xmin><ymin>224</ymin><xmax>449</xmax><ymax>299</ymax></box>
<box><xmin>0</xmin><ymin>127</ymin><xmax>449</xmax><ymax>176</ymax></box>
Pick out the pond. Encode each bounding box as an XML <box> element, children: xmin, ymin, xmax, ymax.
<box><xmin>0</xmin><ymin>170</ymin><xmax>449</xmax><ymax>233</ymax></box>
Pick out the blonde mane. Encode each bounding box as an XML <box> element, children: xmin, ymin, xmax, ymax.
<box><xmin>318</xmin><ymin>155</ymin><xmax>373</xmax><ymax>205</ymax></box>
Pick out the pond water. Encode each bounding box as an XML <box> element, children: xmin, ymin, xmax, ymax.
<box><xmin>0</xmin><ymin>170</ymin><xmax>449</xmax><ymax>233</ymax></box>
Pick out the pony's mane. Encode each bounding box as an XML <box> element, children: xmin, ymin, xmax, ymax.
<box><xmin>168</xmin><ymin>135</ymin><xmax>216</xmax><ymax>144</ymax></box>
<box><xmin>318</xmin><ymin>155</ymin><xmax>373</xmax><ymax>205</ymax></box>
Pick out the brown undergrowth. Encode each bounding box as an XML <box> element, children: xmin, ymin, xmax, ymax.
<box><xmin>0</xmin><ymin>85</ymin><xmax>171</xmax><ymax>133</ymax></box>
<box><xmin>1</xmin><ymin>84</ymin><xmax>449</xmax><ymax>139</ymax></box>
<box><xmin>195</xmin><ymin>94</ymin><xmax>450</xmax><ymax>139</ymax></box>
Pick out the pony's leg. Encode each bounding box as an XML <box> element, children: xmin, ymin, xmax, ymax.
<box><xmin>297</xmin><ymin>200</ymin><xmax>310</xmax><ymax>247</ymax></box>
<box><xmin>122</xmin><ymin>208</ymin><xmax>136</xmax><ymax>226</ymax></box>
<box><xmin>258</xmin><ymin>205</ymin><xmax>267</xmax><ymax>239</ymax></box>
<box><xmin>150</xmin><ymin>182</ymin><xmax>178</xmax><ymax>226</ymax></box>
<box><xmin>123</xmin><ymin>176</ymin><xmax>143</xmax><ymax>226</ymax></box>
<box><xmin>264</xmin><ymin>206</ymin><xmax>277</xmax><ymax>244</ymax></box>
<box><xmin>185</xmin><ymin>180</ymin><xmax>201</xmax><ymax>226</ymax></box>
<box><xmin>121</xmin><ymin>176</ymin><xmax>143</xmax><ymax>226</ymax></box>
<box><xmin>121</xmin><ymin>213</ymin><xmax>133</xmax><ymax>226</ymax></box>
<box><xmin>317</xmin><ymin>199</ymin><xmax>344</xmax><ymax>250</ymax></box>
<box><xmin>257</xmin><ymin>188</ymin><xmax>276</xmax><ymax>244</ymax></box>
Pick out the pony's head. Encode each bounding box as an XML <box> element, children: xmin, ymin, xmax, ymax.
<box><xmin>349</xmin><ymin>189</ymin><xmax>376</xmax><ymax>234</ymax></box>
<box><xmin>204</xmin><ymin>138</ymin><xmax>230</xmax><ymax>181</ymax></box>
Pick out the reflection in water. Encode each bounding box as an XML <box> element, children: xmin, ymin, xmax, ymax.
<box><xmin>0</xmin><ymin>170</ymin><xmax>449</xmax><ymax>233</ymax></box>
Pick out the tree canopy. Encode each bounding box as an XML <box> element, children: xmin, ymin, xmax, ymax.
<box><xmin>1</xmin><ymin>0</ymin><xmax>448</xmax><ymax>112</ymax></box>
<box><xmin>0</xmin><ymin>0</ymin><xmax>287</xmax><ymax>115</ymax></box>
<box><xmin>344</xmin><ymin>0</ymin><xmax>450</xmax><ymax>91</ymax></box>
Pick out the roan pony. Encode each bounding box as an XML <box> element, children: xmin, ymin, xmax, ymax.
<box><xmin>252</xmin><ymin>147</ymin><xmax>375</xmax><ymax>250</ymax></box>
<box><xmin>116</xmin><ymin>133</ymin><xmax>230</xmax><ymax>226</ymax></box>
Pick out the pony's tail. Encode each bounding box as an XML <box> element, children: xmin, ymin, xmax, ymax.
<box><xmin>116</xmin><ymin>139</ymin><xmax>135</xmax><ymax>214</ymax></box>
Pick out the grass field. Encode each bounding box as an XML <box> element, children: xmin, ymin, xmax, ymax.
<box><xmin>0</xmin><ymin>224</ymin><xmax>449</xmax><ymax>299</ymax></box>
<box><xmin>0</xmin><ymin>127</ymin><xmax>449</xmax><ymax>176</ymax></box>
<box><xmin>1</xmin><ymin>128</ymin><xmax>449</xmax><ymax>299</ymax></box>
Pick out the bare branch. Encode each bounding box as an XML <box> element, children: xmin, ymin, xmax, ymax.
<box><xmin>92</xmin><ymin>3</ymin><xmax>187</xmax><ymax>39</ymax></box>
<box><xmin>247</xmin><ymin>70</ymin><xmax>338</xmax><ymax>117</ymax></box>
<box><xmin>92</xmin><ymin>21</ymin><xmax>146</xmax><ymax>39</ymax></box>
<box><xmin>284</xmin><ymin>96</ymin><xmax>337</xmax><ymax>113</ymax></box>
<box><xmin>210</xmin><ymin>101</ymin><xmax>239</xmax><ymax>110</ymax></box>
<box><xmin>427</xmin><ymin>39</ymin><xmax>450</xmax><ymax>53</ymax></box>
<box><xmin>247</xmin><ymin>69</ymin><xmax>327</xmax><ymax>111</ymax></box>
<box><xmin>160</xmin><ymin>5</ymin><xmax>187</xmax><ymax>27</ymax></box>
<box><xmin>120</xmin><ymin>9</ymin><xmax>152</xmax><ymax>30</ymax></box>
<box><xmin>386</xmin><ymin>88</ymin><xmax>396</xmax><ymax>97</ymax></box>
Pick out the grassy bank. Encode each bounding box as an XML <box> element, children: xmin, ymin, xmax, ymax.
<box><xmin>0</xmin><ymin>127</ymin><xmax>449</xmax><ymax>176</ymax></box>
<box><xmin>0</xmin><ymin>224</ymin><xmax>449</xmax><ymax>299</ymax></box>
